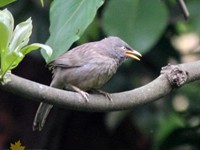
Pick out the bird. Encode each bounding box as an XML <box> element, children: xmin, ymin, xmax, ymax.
<box><xmin>33</xmin><ymin>36</ymin><xmax>142</xmax><ymax>131</ymax></box>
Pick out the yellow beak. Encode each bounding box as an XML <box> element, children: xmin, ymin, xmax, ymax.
<box><xmin>125</xmin><ymin>50</ymin><xmax>142</xmax><ymax>61</ymax></box>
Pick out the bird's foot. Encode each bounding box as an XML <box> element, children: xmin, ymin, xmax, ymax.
<box><xmin>70</xmin><ymin>85</ymin><xmax>89</xmax><ymax>102</ymax></box>
<box><xmin>79</xmin><ymin>90</ymin><xmax>89</xmax><ymax>102</ymax></box>
<box><xmin>93</xmin><ymin>89</ymin><xmax>112</xmax><ymax>101</ymax></box>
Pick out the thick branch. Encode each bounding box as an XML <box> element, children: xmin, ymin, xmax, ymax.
<box><xmin>0</xmin><ymin>61</ymin><xmax>200</xmax><ymax>112</ymax></box>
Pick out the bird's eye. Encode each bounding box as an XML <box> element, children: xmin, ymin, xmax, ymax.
<box><xmin>121</xmin><ymin>46</ymin><xmax>131</xmax><ymax>50</ymax></box>
<box><xmin>121</xmin><ymin>46</ymin><xmax>126</xmax><ymax>50</ymax></box>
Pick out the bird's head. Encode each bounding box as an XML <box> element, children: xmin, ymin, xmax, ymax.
<box><xmin>102</xmin><ymin>36</ymin><xmax>142</xmax><ymax>63</ymax></box>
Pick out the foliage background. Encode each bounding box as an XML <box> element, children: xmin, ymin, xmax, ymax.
<box><xmin>0</xmin><ymin>0</ymin><xmax>200</xmax><ymax>149</ymax></box>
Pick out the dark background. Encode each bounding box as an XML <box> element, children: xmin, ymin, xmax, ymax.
<box><xmin>1</xmin><ymin>0</ymin><xmax>200</xmax><ymax>150</ymax></box>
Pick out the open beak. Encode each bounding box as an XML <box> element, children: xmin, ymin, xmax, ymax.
<box><xmin>125</xmin><ymin>49</ymin><xmax>142</xmax><ymax>61</ymax></box>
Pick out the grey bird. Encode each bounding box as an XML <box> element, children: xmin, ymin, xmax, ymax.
<box><xmin>33</xmin><ymin>36</ymin><xmax>142</xmax><ymax>131</ymax></box>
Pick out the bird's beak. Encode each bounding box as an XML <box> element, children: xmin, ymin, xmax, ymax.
<box><xmin>124</xmin><ymin>49</ymin><xmax>142</xmax><ymax>61</ymax></box>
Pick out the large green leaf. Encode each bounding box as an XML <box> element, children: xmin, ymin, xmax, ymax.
<box><xmin>0</xmin><ymin>0</ymin><xmax>16</xmax><ymax>7</ymax></box>
<box><xmin>102</xmin><ymin>0</ymin><xmax>168</xmax><ymax>53</ymax></box>
<box><xmin>44</xmin><ymin>0</ymin><xmax>104</xmax><ymax>62</ymax></box>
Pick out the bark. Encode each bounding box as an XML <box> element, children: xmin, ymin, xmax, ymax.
<box><xmin>0</xmin><ymin>61</ymin><xmax>200</xmax><ymax>112</ymax></box>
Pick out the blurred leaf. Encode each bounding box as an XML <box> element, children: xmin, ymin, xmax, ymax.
<box><xmin>102</xmin><ymin>0</ymin><xmax>168</xmax><ymax>54</ymax></box>
<box><xmin>40</xmin><ymin>0</ymin><xmax>44</xmax><ymax>7</ymax></box>
<box><xmin>105</xmin><ymin>110</ymin><xmax>130</xmax><ymax>130</ymax></box>
<box><xmin>44</xmin><ymin>0</ymin><xmax>104</xmax><ymax>62</ymax></box>
<box><xmin>154</xmin><ymin>113</ymin><xmax>186</xmax><ymax>150</ymax></box>
<box><xmin>187</xmin><ymin>0</ymin><xmax>200</xmax><ymax>35</ymax></box>
<box><xmin>0</xmin><ymin>0</ymin><xmax>16</xmax><ymax>7</ymax></box>
<box><xmin>78</xmin><ymin>17</ymin><xmax>100</xmax><ymax>44</ymax></box>
<box><xmin>159</xmin><ymin>127</ymin><xmax>200</xmax><ymax>150</ymax></box>
<box><xmin>177</xmin><ymin>83</ymin><xmax>200</xmax><ymax>112</ymax></box>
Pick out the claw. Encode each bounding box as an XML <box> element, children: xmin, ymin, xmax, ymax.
<box><xmin>93</xmin><ymin>89</ymin><xmax>112</xmax><ymax>101</ymax></box>
<box><xmin>70</xmin><ymin>85</ymin><xmax>89</xmax><ymax>102</ymax></box>
<box><xmin>79</xmin><ymin>90</ymin><xmax>89</xmax><ymax>102</ymax></box>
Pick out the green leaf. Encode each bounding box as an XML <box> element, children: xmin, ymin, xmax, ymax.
<box><xmin>9</xmin><ymin>18</ymin><xmax>32</xmax><ymax>52</ymax></box>
<box><xmin>0</xmin><ymin>22</ymin><xmax>9</xmax><ymax>52</ymax></box>
<box><xmin>44</xmin><ymin>0</ymin><xmax>104</xmax><ymax>62</ymax></box>
<box><xmin>0</xmin><ymin>9</ymin><xmax>52</xmax><ymax>82</ymax></box>
<box><xmin>0</xmin><ymin>9</ymin><xmax>14</xmax><ymax>73</ymax></box>
<box><xmin>0</xmin><ymin>9</ymin><xmax>14</xmax><ymax>51</ymax></box>
<box><xmin>21</xmin><ymin>43</ymin><xmax>52</xmax><ymax>58</ymax></box>
<box><xmin>6</xmin><ymin>43</ymin><xmax>52</xmax><ymax>71</ymax></box>
<box><xmin>0</xmin><ymin>0</ymin><xmax>16</xmax><ymax>7</ymax></box>
<box><xmin>102</xmin><ymin>0</ymin><xmax>168</xmax><ymax>54</ymax></box>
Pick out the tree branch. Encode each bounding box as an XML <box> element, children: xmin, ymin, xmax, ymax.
<box><xmin>0</xmin><ymin>61</ymin><xmax>200</xmax><ymax>112</ymax></box>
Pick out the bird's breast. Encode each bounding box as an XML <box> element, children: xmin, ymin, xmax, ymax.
<box><xmin>60</xmin><ymin>59</ymin><xmax>119</xmax><ymax>90</ymax></box>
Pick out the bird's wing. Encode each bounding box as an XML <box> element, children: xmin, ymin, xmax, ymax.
<box><xmin>49</xmin><ymin>42</ymin><xmax>105</xmax><ymax>68</ymax></box>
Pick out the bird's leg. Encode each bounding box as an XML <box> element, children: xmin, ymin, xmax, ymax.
<box><xmin>92</xmin><ymin>89</ymin><xmax>112</xmax><ymax>101</ymax></box>
<box><xmin>70</xmin><ymin>85</ymin><xmax>89</xmax><ymax>102</ymax></box>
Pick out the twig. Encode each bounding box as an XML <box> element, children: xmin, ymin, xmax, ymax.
<box><xmin>176</xmin><ymin>0</ymin><xmax>190</xmax><ymax>20</ymax></box>
<box><xmin>161</xmin><ymin>0</ymin><xmax>190</xmax><ymax>20</ymax></box>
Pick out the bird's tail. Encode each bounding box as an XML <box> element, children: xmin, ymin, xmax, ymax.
<box><xmin>32</xmin><ymin>102</ymin><xmax>53</xmax><ymax>131</ymax></box>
